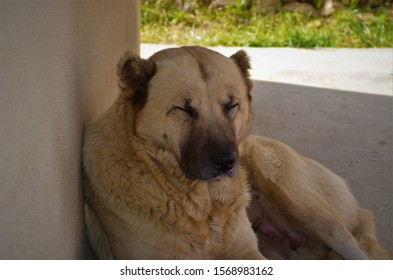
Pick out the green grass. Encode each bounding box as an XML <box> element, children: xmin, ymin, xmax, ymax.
<box><xmin>141</xmin><ymin>0</ymin><xmax>393</xmax><ymax>48</ymax></box>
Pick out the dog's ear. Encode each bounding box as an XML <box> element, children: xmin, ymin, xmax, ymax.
<box><xmin>117</xmin><ymin>52</ymin><xmax>156</xmax><ymax>103</ymax></box>
<box><xmin>230</xmin><ymin>50</ymin><xmax>253</xmax><ymax>94</ymax></box>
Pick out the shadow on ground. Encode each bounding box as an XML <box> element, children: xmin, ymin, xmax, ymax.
<box><xmin>250</xmin><ymin>80</ymin><xmax>393</xmax><ymax>256</ymax></box>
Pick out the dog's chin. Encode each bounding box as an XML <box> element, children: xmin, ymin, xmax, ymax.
<box><xmin>184</xmin><ymin>165</ymin><xmax>238</xmax><ymax>182</ymax></box>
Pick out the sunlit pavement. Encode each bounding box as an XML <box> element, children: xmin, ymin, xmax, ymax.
<box><xmin>141</xmin><ymin>44</ymin><xmax>393</xmax><ymax>96</ymax></box>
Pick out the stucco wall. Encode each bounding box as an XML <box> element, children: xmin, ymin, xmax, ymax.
<box><xmin>0</xmin><ymin>0</ymin><xmax>139</xmax><ymax>259</ymax></box>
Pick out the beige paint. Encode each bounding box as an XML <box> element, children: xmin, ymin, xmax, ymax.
<box><xmin>0</xmin><ymin>0</ymin><xmax>139</xmax><ymax>259</ymax></box>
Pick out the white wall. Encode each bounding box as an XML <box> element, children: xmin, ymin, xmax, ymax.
<box><xmin>0</xmin><ymin>0</ymin><xmax>140</xmax><ymax>259</ymax></box>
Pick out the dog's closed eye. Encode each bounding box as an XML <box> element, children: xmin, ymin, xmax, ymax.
<box><xmin>172</xmin><ymin>97</ymin><xmax>198</xmax><ymax>118</ymax></box>
<box><xmin>173</xmin><ymin>106</ymin><xmax>198</xmax><ymax>118</ymax></box>
<box><xmin>224</xmin><ymin>102</ymin><xmax>239</xmax><ymax>119</ymax></box>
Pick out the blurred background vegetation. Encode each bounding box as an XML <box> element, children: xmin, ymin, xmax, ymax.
<box><xmin>141</xmin><ymin>0</ymin><xmax>393</xmax><ymax>47</ymax></box>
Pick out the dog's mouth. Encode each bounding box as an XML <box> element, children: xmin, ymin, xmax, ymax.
<box><xmin>182</xmin><ymin>164</ymin><xmax>238</xmax><ymax>181</ymax></box>
<box><xmin>181</xmin><ymin>151</ymin><xmax>239</xmax><ymax>181</ymax></box>
<box><xmin>210</xmin><ymin>162</ymin><xmax>238</xmax><ymax>181</ymax></box>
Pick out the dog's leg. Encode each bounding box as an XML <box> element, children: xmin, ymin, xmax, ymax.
<box><xmin>353</xmin><ymin>209</ymin><xmax>391</xmax><ymax>259</ymax></box>
<box><xmin>240</xmin><ymin>135</ymin><xmax>368</xmax><ymax>260</ymax></box>
<box><xmin>315</xmin><ymin>218</ymin><xmax>369</xmax><ymax>260</ymax></box>
<box><xmin>224</xmin><ymin>209</ymin><xmax>267</xmax><ymax>260</ymax></box>
<box><xmin>85</xmin><ymin>203</ymin><xmax>114</xmax><ymax>259</ymax></box>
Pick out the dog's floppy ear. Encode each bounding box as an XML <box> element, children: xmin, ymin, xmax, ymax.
<box><xmin>230</xmin><ymin>50</ymin><xmax>253</xmax><ymax>94</ymax></box>
<box><xmin>117</xmin><ymin>52</ymin><xmax>156</xmax><ymax>103</ymax></box>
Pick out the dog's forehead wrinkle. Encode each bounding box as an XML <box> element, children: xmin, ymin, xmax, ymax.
<box><xmin>227</xmin><ymin>94</ymin><xmax>235</xmax><ymax>104</ymax></box>
<box><xmin>197</xmin><ymin>61</ymin><xmax>209</xmax><ymax>82</ymax></box>
<box><xmin>182</xmin><ymin>46</ymin><xmax>236</xmax><ymax>83</ymax></box>
<box><xmin>183</xmin><ymin>97</ymin><xmax>194</xmax><ymax>108</ymax></box>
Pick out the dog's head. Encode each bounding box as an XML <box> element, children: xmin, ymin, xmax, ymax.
<box><xmin>118</xmin><ymin>46</ymin><xmax>253</xmax><ymax>181</ymax></box>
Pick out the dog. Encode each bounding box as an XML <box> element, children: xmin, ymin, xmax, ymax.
<box><xmin>82</xmin><ymin>46</ymin><xmax>389</xmax><ymax>259</ymax></box>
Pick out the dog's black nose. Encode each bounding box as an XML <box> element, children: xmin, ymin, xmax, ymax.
<box><xmin>212</xmin><ymin>151</ymin><xmax>237</xmax><ymax>173</ymax></box>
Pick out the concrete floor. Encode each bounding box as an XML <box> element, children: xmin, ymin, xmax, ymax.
<box><xmin>142</xmin><ymin>45</ymin><xmax>392</xmax><ymax>256</ymax></box>
<box><xmin>250</xmin><ymin>81</ymin><xmax>392</xmax><ymax>256</ymax></box>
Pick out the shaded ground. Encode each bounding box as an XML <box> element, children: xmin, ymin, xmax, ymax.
<box><xmin>250</xmin><ymin>81</ymin><xmax>392</xmax><ymax>255</ymax></box>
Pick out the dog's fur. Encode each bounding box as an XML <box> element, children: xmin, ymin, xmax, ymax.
<box><xmin>82</xmin><ymin>46</ymin><xmax>389</xmax><ymax>260</ymax></box>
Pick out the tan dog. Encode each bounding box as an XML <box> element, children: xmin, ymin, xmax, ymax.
<box><xmin>82</xmin><ymin>46</ymin><xmax>389</xmax><ymax>260</ymax></box>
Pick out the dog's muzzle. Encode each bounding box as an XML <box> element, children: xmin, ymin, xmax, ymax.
<box><xmin>211</xmin><ymin>150</ymin><xmax>237</xmax><ymax>175</ymax></box>
<box><xmin>180</xmin><ymin>141</ymin><xmax>239</xmax><ymax>181</ymax></box>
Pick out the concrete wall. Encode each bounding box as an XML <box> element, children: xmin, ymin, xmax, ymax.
<box><xmin>0</xmin><ymin>0</ymin><xmax>140</xmax><ymax>259</ymax></box>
